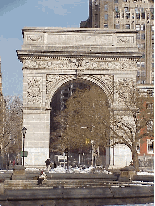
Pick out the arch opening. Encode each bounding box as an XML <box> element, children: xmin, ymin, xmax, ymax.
<box><xmin>49</xmin><ymin>79</ymin><xmax>110</xmax><ymax>167</ymax></box>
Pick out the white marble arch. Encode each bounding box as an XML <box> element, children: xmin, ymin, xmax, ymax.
<box><xmin>17</xmin><ymin>28</ymin><xmax>141</xmax><ymax>168</ymax></box>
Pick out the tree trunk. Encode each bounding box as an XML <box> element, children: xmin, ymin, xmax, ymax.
<box><xmin>132</xmin><ymin>146</ymin><xmax>139</xmax><ymax>172</ymax></box>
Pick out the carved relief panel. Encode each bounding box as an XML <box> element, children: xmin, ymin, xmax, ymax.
<box><xmin>27</xmin><ymin>77</ymin><xmax>42</xmax><ymax>105</ymax></box>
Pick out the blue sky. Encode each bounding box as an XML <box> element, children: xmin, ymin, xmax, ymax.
<box><xmin>0</xmin><ymin>0</ymin><xmax>89</xmax><ymax>96</ymax></box>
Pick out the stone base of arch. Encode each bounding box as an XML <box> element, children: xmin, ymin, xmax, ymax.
<box><xmin>107</xmin><ymin>144</ymin><xmax>132</xmax><ymax>169</ymax></box>
<box><xmin>17</xmin><ymin>28</ymin><xmax>141</xmax><ymax>168</ymax></box>
<box><xmin>23</xmin><ymin>110</ymin><xmax>50</xmax><ymax>167</ymax></box>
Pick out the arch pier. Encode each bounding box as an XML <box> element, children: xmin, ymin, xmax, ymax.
<box><xmin>17</xmin><ymin>28</ymin><xmax>141</xmax><ymax>168</ymax></box>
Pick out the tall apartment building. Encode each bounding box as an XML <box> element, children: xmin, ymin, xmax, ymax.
<box><xmin>80</xmin><ymin>0</ymin><xmax>154</xmax><ymax>85</ymax></box>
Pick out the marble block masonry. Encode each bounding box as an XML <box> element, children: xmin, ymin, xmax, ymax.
<box><xmin>17</xmin><ymin>28</ymin><xmax>141</xmax><ymax>168</ymax></box>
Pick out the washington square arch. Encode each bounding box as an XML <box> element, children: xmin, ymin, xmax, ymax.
<box><xmin>17</xmin><ymin>27</ymin><xmax>141</xmax><ymax>168</ymax></box>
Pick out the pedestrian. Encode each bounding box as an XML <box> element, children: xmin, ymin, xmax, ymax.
<box><xmin>45</xmin><ymin>158</ymin><xmax>50</xmax><ymax>172</ymax></box>
<box><xmin>7</xmin><ymin>161</ymin><xmax>9</xmax><ymax>170</ymax></box>
<box><xmin>37</xmin><ymin>170</ymin><xmax>47</xmax><ymax>185</ymax></box>
<box><xmin>13</xmin><ymin>160</ymin><xmax>15</xmax><ymax>166</ymax></box>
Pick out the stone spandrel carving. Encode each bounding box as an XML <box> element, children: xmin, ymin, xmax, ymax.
<box><xmin>23</xmin><ymin>58</ymin><xmax>137</xmax><ymax>71</ymax></box>
<box><xmin>94</xmin><ymin>75</ymin><xmax>114</xmax><ymax>101</ymax></box>
<box><xmin>27</xmin><ymin>77</ymin><xmax>42</xmax><ymax>104</ymax></box>
<box><xmin>115</xmin><ymin>78</ymin><xmax>135</xmax><ymax>104</ymax></box>
<box><xmin>46</xmin><ymin>74</ymin><xmax>75</xmax><ymax>95</ymax></box>
<box><xmin>46</xmin><ymin>74</ymin><xmax>114</xmax><ymax>107</ymax></box>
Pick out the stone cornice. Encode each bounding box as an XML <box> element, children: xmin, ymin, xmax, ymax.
<box><xmin>17</xmin><ymin>51</ymin><xmax>141</xmax><ymax>62</ymax></box>
<box><xmin>22</xmin><ymin>27</ymin><xmax>138</xmax><ymax>34</ymax></box>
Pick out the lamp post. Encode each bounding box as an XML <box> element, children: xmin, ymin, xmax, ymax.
<box><xmin>91</xmin><ymin>140</ymin><xmax>94</xmax><ymax>167</ymax></box>
<box><xmin>64</xmin><ymin>148</ymin><xmax>69</xmax><ymax>169</ymax></box>
<box><xmin>22</xmin><ymin>127</ymin><xmax>27</xmax><ymax>166</ymax></box>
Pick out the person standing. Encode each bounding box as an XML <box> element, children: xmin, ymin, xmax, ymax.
<box><xmin>45</xmin><ymin>159</ymin><xmax>50</xmax><ymax>172</ymax></box>
<box><xmin>13</xmin><ymin>160</ymin><xmax>15</xmax><ymax>166</ymax></box>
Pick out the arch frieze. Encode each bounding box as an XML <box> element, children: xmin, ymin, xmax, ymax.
<box><xmin>23</xmin><ymin>57</ymin><xmax>137</xmax><ymax>71</ymax></box>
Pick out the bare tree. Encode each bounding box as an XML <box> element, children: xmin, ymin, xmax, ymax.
<box><xmin>53</xmin><ymin>82</ymin><xmax>153</xmax><ymax>171</ymax></box>
<box><xmin>53</xmin><ymin>85</ymin><xmax>110</xmax><ymax>154</ymax></box>
<box><xmin>112</xmin><ymin>81</ymin><xmax>154</xmax><ymax>171</ymax></box>
<box><xmin>2</xmin><ymin>95</ymin><xmax>23</xmax><ymax>165</ymax></box>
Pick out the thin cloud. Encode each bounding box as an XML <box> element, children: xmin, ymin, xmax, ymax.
<box><xmin>38</xmin><ymin>0</ymin><xmax>85</xmax><ymax>15</ymax></box>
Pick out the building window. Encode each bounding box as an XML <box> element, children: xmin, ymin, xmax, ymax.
<box><xmin>115</xmin><ymin>6</ymin><xmax>118</xmax><ymax>12</ymax></box>
<box><xmin>135</xmin><ymin>8</ymin><xmax>140</xmax><ymax>19</ymax></box>
<box><xmin>141</xmin><ymin>24</ymin><xmax>145</xmax><ymax>30</ymax></box>
<box><xmin>142</xmin><ymin>43</ymin><xmax>145</xmax><ymax>49</ymax></box>
<box><xmin>142</xmin><ymin>53</ymin><xmax>145</xmax><ymax>59</ymax></box>
<box><xmin>141</xmin><ymin>71</ymin><xmax>146</xmax><ymax>76</ymax></box>
<box><xmin>126</xmin><ymin>12</ymin><xmax>130</xmax><ymax>19</ymax></box>
<box><xmin>104</xmin><ymin>5</ymin><xmax>108</xmax><ymax>11</ymax></box>
<box><xmin>105</xmin><ymin>14</ymin><xmax>108</xmax><ymax>20</ymax></box>
<box><xmin>136</xmin><ymin>141</ymin><xmax>140</xmax><ymax>154</ymax></box>
<box><xmin>141</xmin><ymin>62</ymin><xmax>145</xmax><ymax>68</ymax></box>
<box><xmin>150</xmin><ymin>8</ymin><xmax>154</xmax><ymax>20</ymax></box>
<box><xmin>147</xmin><ymin>139</ymin><xmax>154</xmax><ymax>154</ymax></box>
<box><xmin>95</xmin><ymin>1</ymin><xmax>98</xmax><ymax>5</ymax></box>
<box><xmin>137</xmin><ymin>71</ymin><xmax>140</xmax><ymax>77</ymax></box>
<box><xmin>147</xmin><ymin>90</ymin><xmax>154</xmax><ymax>97</ymax></box>
<box><xmin>147</xmin><ymin>120</ymin><xmax>153</xmax><ymax>132</ymax></box>
<box><xmin>115</xmin><ymin>12</ymin><xmax>120</xmax><ymax>18</ymax></box>
<box><xmin>136</xmin><ymin>24</ymin><xmax>140</xmax><ymax>30</ymax></box>
<box><xmin>137</xmin><ymin>80</ymin><xmax>141</xmax><ymax>84</ymax></box>
<box><xmin>132</xmin><ymin>13</ymin><xmax>134</xmax><ymax>19</ymax></box>
<box><xmin>141</xmin><ymin>12</ymin><xmax>145</xmax><ymax>19</ymax></box>
<box><xmin>104</xmin><ymin>24</ymin><xmax>108</xmax><ymax>28</ymax></box>
<box><xmin>125</xmin><ymin>24</ymin><xmax>130</xmax><ymax>29</ymax></box>
<box><xmin>141</xmin><ymin>34</ymin><xmax>145</xmax><ymax>40</ymax></box>
<box><xmin>115</xmin><ymin>24</ymin><xmax>120</xmax><ymax>29</ymax></box>
<box><xmin>124</xmin><ymin>7</ymin><xmax>129</xmax><ymax>12</ymax></box>
<box><xmin>136</xmin><ymin>13</ymin><xmax>140</xmax><ymax>19</ymax></box>
<box><xmin>124</xmin><ymin>0</ymin><xmax>128</xmax><ymax>2</ymax></box>
<box><xmin>152</xmin><ymin>34</ymin><xmax>154</xmax><ymax>40</ymax></box>
<box><xmin>114</xmin><ymin>0</ymin><xmax>118</xmax><ymax>3</ymax></box>
<box><xmin>152</xmin><ymin>26</ymin><xmax>154</xmax><ymax>31</ymax></box>
<box><xmin>146</xmin><ymin>103</ymin><xmax>153</xmax><ymax>110</ymax></box>
<box><xmin>137</xmin><ymin>33</ymin><xmax>140</xmax><ymax>39</ymax></box>
<box><xmin>147</xmin><ymin>13</ymin><xmax>150</xmax><ymax>20</ymax></box>
<box><xmin>137</xmin><ymin>62</ymin><xmax>140</xmax><ymax>67</ymax></box>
